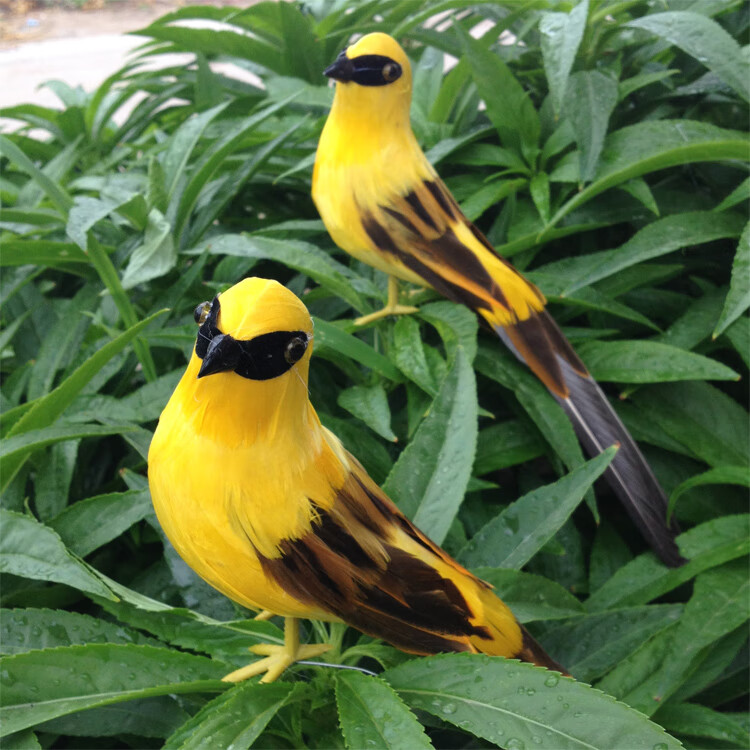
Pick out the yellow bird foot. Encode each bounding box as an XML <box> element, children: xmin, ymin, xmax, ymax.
<box><xmin>254</xmin><ymin>609</ymin><xmax>274</xmax><ymax>621</ymax></box>
<box><xmin>221</xmin><ymin>617</ymin><xmax>331</xmax><ymax>684</ymax></box>
<box><xmin>355</xmin><ymin>304</ymin><xmax>419</xmax><ymax>326</ymax></box>
<box><xmin>355</xmin><ymin>275</ymin><xmax>419</xmax><ymax>326</ymax></box>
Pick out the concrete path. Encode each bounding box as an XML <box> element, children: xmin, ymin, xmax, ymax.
<box><xmin>0</xmin><ymin>0</ymin><xmax>246</xmax><ymax>114</ymax></box>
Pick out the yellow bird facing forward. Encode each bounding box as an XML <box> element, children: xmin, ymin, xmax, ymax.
<box><xmin>312</xmin><ymin>32</ymin><xmax>684</xmax><ymax>568</ymax></box>
<box><xmin>148</xmin><ymin>277</ymin><xmax>566</xmax><ymax>683</ymax></box>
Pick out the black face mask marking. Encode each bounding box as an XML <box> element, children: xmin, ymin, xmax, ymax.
<box><xmin>324</xmin><ymin>51</ymin><xmax>403</xmax><ymax>87</ymax></box>
<box><xmin>194</xmin><ymin>296</ymin><xmax>309</xmax><ymax>381</ymax></box>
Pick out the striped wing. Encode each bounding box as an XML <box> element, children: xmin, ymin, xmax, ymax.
<box><xmin>361</xmin><ymin>174</ymin><xmax>548</xmax><ymax>328</ymax></box>
<box><xmin>255</xmin><ymin>457</ymin><xmax>496</xmax><ymax>655</ymax></box>
<box><xmin>358</xmin><ymin>172</ymin><xmax>684</xmax><ymax>566</ymax></box>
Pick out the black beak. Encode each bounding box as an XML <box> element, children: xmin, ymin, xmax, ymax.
<box><xmin>197</xmin><ymin>334</ymin><xmax>240</xmax><ymax>379</ymax></box>
<box><xmin>324</xmin><ymin>51</ymin><xmax>353</xmax><ymax>82</ymax></box>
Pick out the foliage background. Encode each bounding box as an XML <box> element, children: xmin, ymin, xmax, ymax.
<box><xmin>1</xmin><ymin>0</ymin><xmax>748</xmax><ymax>748</ymax></box>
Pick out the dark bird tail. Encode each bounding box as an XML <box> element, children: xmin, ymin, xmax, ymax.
<box><xmin>494</xmin><ymin>310</ymin><xmax>685</xmax><ymax>568</ymax></box>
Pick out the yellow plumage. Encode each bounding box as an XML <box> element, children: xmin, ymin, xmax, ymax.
<box><xmin>313</xmin><ymin>32</ymin><xmax>546</xmax><ymax>328</ymax></box>
<box><xmin>312</xmin><ymin>32</ymin><xmax>684</xmax><ymax>568</ymax></box>
<box><xmin>148</xmin><ymin>277</ymin><xmax>564</xmax><ymax>682</ymax></box>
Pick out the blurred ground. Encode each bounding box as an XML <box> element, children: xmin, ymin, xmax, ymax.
<box><xmin>0</xmin><ymin>0</ymin><xmax>247</xmax><ymax>111</ymax></box>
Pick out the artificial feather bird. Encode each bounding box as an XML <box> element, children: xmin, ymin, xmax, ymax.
<box><xmin>148</xmin><ymin>277</ymin><xmax>566</xmax><ymax>683</ymax></box>
<box><xmin>312</xmin><ymin>32</ymin><xmax>684</xmax><ymax>568</ymax></box>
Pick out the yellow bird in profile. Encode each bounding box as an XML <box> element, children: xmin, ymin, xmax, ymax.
<box><xmin>148</xmin><ymin>277</ymin><xmax>566</xmax><ymax>683</ymax></box>
<box><xmin>312</xmin><ymin>32</ymin><xmax>684</xmax><ymax>568</ymax></box>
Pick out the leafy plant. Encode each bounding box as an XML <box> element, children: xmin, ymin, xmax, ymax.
<box><xmin>1</xmin><ymin>1</ymin><xmax>748</xmax><ymax>748</ymax></box>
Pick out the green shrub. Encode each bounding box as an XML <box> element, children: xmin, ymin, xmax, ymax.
<box><xmin>1</xmin><ymin>1</ymin><xmax>748</xmax><ymax>748</ymax></box>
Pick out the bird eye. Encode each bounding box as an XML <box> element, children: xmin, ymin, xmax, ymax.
<box><xmin>284</xmin><ymin>336</ymin><xmax>308</xmax><ymax>364</ymax></box>
<box><xmin>194</xmin><ymin>301</ymin><xmax>211</xmax><ymax>325</ymax></box>
<box><xmin>382</xmin><ymin>62</ymin><xmax>401</xmax><ymax>82</ymax></box>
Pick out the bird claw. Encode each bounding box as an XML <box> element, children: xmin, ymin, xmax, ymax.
<box><xmin>222</xmin><ymin>642</ymin><xmax>331</xmax><ymax>684</ymax></box>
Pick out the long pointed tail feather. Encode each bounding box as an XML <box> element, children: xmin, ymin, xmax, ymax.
<box><xmin>494</xmin><ymin>311</ymin><xmax>685</xmax><ymax>568</ymax></box>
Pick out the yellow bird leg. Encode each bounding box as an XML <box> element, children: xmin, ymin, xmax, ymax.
<box><xmin>254</xmin><ymin>609</ymin><xmax>274</xmax><ymax>621</ymax></box>
<box><xmin>222</xmin><ymin>618</ymin><xmax>331</xmax><ymax>684</ymax></box>
<box><xmin>355</xmin><ymin>276</ymin><xmax>419</xmax><ymax>326</ymax></box>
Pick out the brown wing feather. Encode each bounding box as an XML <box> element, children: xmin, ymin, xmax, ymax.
<box><xmin>255</xmin><ymin>463</ymin><xmax>497</xmax><ymax>656</ymax></box>
<box><xmin>367</xmin><ymin>175</ymin><xmax>683</xmax><ymax>568</ymax></box>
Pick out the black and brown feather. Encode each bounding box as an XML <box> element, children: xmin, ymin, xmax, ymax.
<box><xmin>255</xmin><ymin>463</ymin><xmax>497</xmax><ymax>655</ymax></box>
<box><xmin>357</xmin><ymin>172</ymin><xmax>683</xmax><ymax>567</ymax></box>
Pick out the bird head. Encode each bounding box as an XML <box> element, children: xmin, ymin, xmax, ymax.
<box><xmin>191</xmin><ymin>277</ymin><xmax>313</xmax><ymax>384</ymax></box>
<box><xmin>324</xmin><ymin>32</ymin><xmax>412</xmax><ymax>125</ymax></box>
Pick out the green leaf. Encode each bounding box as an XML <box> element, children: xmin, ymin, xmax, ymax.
<box><xmin>164</xmin><ymin>682</ymin><xmax>300</xmax><ymax>750</ymax></box>
<box><xmin>26</xmin><ymin>285</ymin><xmax>98</xmax><ymax>402</ymax></box>
<box><xmin>338</xmin><ymin>384</ymin><xmax>396</xmax><ymax>442</ymax></box>
<box><xmin>654</xmin><ymin>702</ymin><xmax>750</xmax><ymax>746</ymax></box>
<box><xmin>473</xmin><ymin>568</ymin><xmax>585</xmax><ymax>624</ymax></box>
<box><xmin>3</xmin><ymin>307</ymin><xmax>165</xmax><ymax>470</ymax></box>
<box><xmin>85</xmin><ymin>235</ymin><xmax>158</xmax><ymax>382</ymax></box>
<box><xmin>475</xmin><ymin>343</ymin><xmax>587</xmax><ymax>478</ymax></box>
<box><xmin>458</xmin><ymin>448</ymin><xmax>615</xmax><ymax>569</ymax></box>
<box><xmin>462</xmin><ymin>31</ymin><xmax>539</xmax><ymax>158</ymax></box>
<box><xmin>96</xmin><ymin>596</ymin><xmax>283</xmax><ymax>665</ymax></box>
<box><xmin>586</xmin><ymin>514</ymin><xmax>750</xmax><ymax>612</ymax></box>
<box><xmin>461</xmin><ymin>178</ymin><xmax>527</xmax><ymax>223</ymax></box>
<box><xmin>539</xmin><ymin>0</ymin><xmax>589</xmax><ymax>117</ymax></box>
<box><xmin>0</xmin><ymin>134</ymin><xmax>72</xmax><ymax>213</ymax></box>
<box><xmin>1</xmin><ymin>729</ymin><xmax>41</xmax><ymax>749</ymax></box>
<box><xmin>474</xmin><ymin>420</ymin><xmax>546</xmax><ymax>475</ymax></box>
<box><xmin>33</xmin><ymin>440</ymin><xmax>79</xmax><ymax>521</ymax></box>
<box><xmin>49</xmin><ymin>489</ymin><xmax>153</xmax><ymax>558</ymax></box>
<box><xmin>0</xmin><ymin>240</ymin><xmax>88</xmax><ymax>268</ymax></box>
<box><xmin>670</xmin><ymin>626</ymin><xmax>749</xmax><ymax>705</ymax></box>
<box><xmin>714</xmin><ymin>177</ymin><xmax>750</xmax><ymax>212</ymax></box>
<box><xmin>725</xmin><ymin>316</ymin><xmax>750</xmax><ymax>369</ymax></box>
<box><xmin>201</xmin><ymin>234</ymin><xmax>369</xmax><ymax>314</ymax></box>
<box><xmin>623</xmin><ymin>562</ymin><xmax>750</xmax><ymax>715</ymax></box>
<box><xmin>655</xmin><ymin>287</ymin><xmax>725</xmax><ymax>353</ymax></box>
<box><xmin>335</xmin><ymin>671</ymin><xmax>432</xmax><ymax>750</ymax></box>
<box><xmin>121</xmin><ymin>209</ymin><xmax>176</xmax><ymax>289</ymax></box>
<box><xmin>549</xmin><ymin>121</ymin><xmax>748</xmax><ymax>228</ymax></box>
<box><xmin>0</xmin><ymin>510</ymin><xmax>114</xmax><ymax>600</ymax></box>
<box><xmin>0</xmin><ymin>644</ymin><xmax>228</xmax><ymax>737</ymax></box>
<box><xmin>668</xmin><ymin>466</ymin><xmax>750</xmax><ymax>520</ymax></box>
<box><xmin>577</xmin><ymin>340</ymin><xmax>739</xmax><ymax>383</ymax></box>
<box><xmin>67</xmin><ymin>195</ymin><xmax>129</xmax><ymax>250</ymax></box>
<box><xmin>538</xmin><ymin>211</ymin><xmax>745</xmax><ymax>295</ymax></box>
<box><xmin>542</xmin><ymin>605</ymin><xmax>683</xmax><ymax>683</ymax></box>
<box><xmin>173</xmin><ymin>97</ymin><xmax>297</xmax><ymax>245</ymax></box>
<box><xmin>618</xmin><ymin>178</ymin><xmax>659</xmax><ymax>217</ymax></box>
<box><xmin>564</xmin><ymin>70</ymin><xmax>619</xmax><ymax>182</ymax></box>
<box><xmin>530</xmin><ymin>172</ymin><xmax>551</xmax><ymax>223</ymax></box>
<box><xmin>161</xmin><ymin>101</ymin><xmax>230</xmax><ymax>198</ymax></box>
<box><xmin>0</xmin><ymin>608</ymin><xmax>162</xmax><ymax>655</ymax></box>
<box><xmin>1</xmin><ymin>424</ymin><xmax>136</xmax><ymax>490</ymax></box>
<box><xmin>713</xmin><ymin>221</ymin><xmax>750</xmax><ymax>337</ymax></box>
<box><xmin>312</xmin><ymin>318</ymin><xmax>402</xmax><ymax>382</ymax></box>
<box><xmin>617</xmin><ymin>69</ymin><xmax>678</xmax><ymax>101</ymax></box>
<box><xmin>627</xmin><ymin>11</ymin><xmax>749</xmax><ymax>101</ymax></box>
<box><xmin>589</xmin><ymin>522</ymin><xmax>633</xmax><ymax>594</ymax></box>
<box><xmin>385</xmin><ymin>653</ymin><xmax>681</xmax><ymax>749</ymax></box>
<box><xmin>37</xmin><ymin>697</ymin><xmax>190</xmax><ymax>741</ymax></box>
<box><xmin>384</xmin><ymin>347</ymin><xmax>477</xmax><ymax>545</ymax></box>
<box><xmin>632</xmin><ymin>382</ymin><xmax>749</xmax><ymax>468</ymax></box>
<box><xmin>418</xmin><ymin>301</ymin><xmax>479</xmax><ymax>365</ymax></box>
<box><xmin>391</xmin><ymin>316</ymin><xmax>437</xmax><ymax>395</ymax></box>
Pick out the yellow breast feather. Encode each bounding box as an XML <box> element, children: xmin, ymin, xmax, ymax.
<box><xmin>148</xmin><ymin>277</ymin><xmax>566</xmax><ymax>682</ymax></box>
